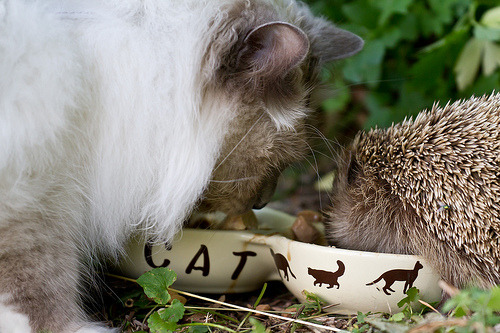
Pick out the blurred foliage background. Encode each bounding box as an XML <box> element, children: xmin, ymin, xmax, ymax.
<box><xmin>273</xmin><ymin>0</ymin><xmax>500</xmax><ymax>211</ymax></box>
<box><xmin>309</xmin><ymin>0</ymin><xmax>500</xmax><ymax>133</ymax></box>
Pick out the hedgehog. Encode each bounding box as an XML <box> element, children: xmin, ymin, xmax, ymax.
<box><xmin>325</xmin><ymin>92</ymin><xmax>500</xmax><ymax>288</ymax></box>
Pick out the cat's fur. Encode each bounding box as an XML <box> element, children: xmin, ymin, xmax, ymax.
<box><xmin>0</xmin><ymin>0</ymin><xmax>362</xmax><ymax>331</ymax></box>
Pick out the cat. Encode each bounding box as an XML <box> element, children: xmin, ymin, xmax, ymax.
<box><xmin>270</xmin><ymin>249</ymin><xmax>296</xmax><ymax>281</ymax></box>
<box><xmin>0</xmin><ymin>0</ymin><xmax>363</xmax><ymax>332</ymax></box>
<box><xmin>366</xmin><ymin>261</ymin><xmax>423</xmax><ymax>295</ymax></box>
<box><xmin>308</xmin><ymin>260</ymin><xmax>345</xmax><ymax>289</ymax></box>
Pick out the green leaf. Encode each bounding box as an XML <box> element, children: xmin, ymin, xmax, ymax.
<box><xmin>462</xmin><ymin>72</ymin><xmax>500</xmax><ymax>98</ymax></box>
<box><xmin>249</xmin><ymin>318</ymin><xmax>268</xmax><ymax>333</ymax></box>
<box><xmin>453</xmin><ymin>306</ymin><xmax>468</xmax><ymax>318</ymax></box>
<box><xmin>483</xmin><ymin>41</ymin><xmax>500</xmax><ymax>75</ymax></box>
<box><xmin>388</xmin><ymin>312</ymin><xmax>406</xmax><ymax>322</ymax></box>
<box><xmin>454</xmin><ymin>38</ymin><xmax>484</xmax><ymax>90</ymax></box>
<box><xmin>321</xmin><ymin>80</ymin><xmax>351</xmax><ymax>113</ymax></box>
<box><xmin>146</xmin><ymin>300</ymin><xmax>185</xmax><ymax>333</ymax></box>
<box><xmin>303</xmin><ymin>290</ymin><xmax>325</xmax><ymax>306</ymax></box>
<box><xmin>363</xmin><ymin>92</ymin><xmax>392</xmax><ymax>128</ymax></box>
<box><xmin>360</xmin><ymin>324</ymin><xmax>370</xmax><ymax>332</ymax></box>
<box><xmin>159</xmin><ymin>299</ymin><xmax>185</xmax><ymax>323</ymax></box>
<box><xmin>341</xmin><ymin>1</ymin><xmax>379</xmax><ymax>28</ymax></box>
<box><xmin>365</xmin><ymin>317</ymin><xmax>408</xmax><ymax>333</ymax></box>
<box><xmin>342</xmin><ymin>40</ymin><xmax>386</xmax><ymax>85</ymax></box>
<box><xmin>253</xmin><ymin>283</ymin><xmax>267</xmax><ymax>308</ymax></box>
<box><xmin>378</xmin><ymin>26</ymin><xmax>402</xmax><ymax>48</ymax></box>
<box><xmin>148</xmin><ymin>311</ymin><xmax>178</xmax><ymax>333</ymax></box>
<box><xmin>137</xmin><ymin>267</ymin><xmax>177</xmax><ymax>305</ymax></box>
<box><xmin>357</xmin><ymin>311</ymin><xmax>367</xmax><ymax>324</ymax></box>
<box><xmin>410</xmin><ymin>29</ymin><xmax>468</xmax><ymax>98</ymax></box>
<box><xmin>427</xmin><ymin>0</ymin><xmax>455</xmax><ymax>25</ymax></box>
<box><xmin>474</xmin><ymin>25</ymin><xmax>500</xmax><ymax>41</ymax></box>
<box><xmin>482</xmin><ymin>6</ymin><xmax>500</xmax><ymax>28</ymax></box>
<box><xmin>371</xmin><ymin>0</ymin><xmax>412</xmax><ymax>26</ymax></box>
<box><xmin>187</xmin><ymin>326</ymin><xmax>210</xmax><ymax>333</ymax></box>
<box><xmin>396</xmin><ymin>297</ymin><xmax>408</xmax><ymax>309</ymax></box>
<box><xmin>406</xmin><ymin>287</ymin><xmax>420</xmax><ymax>303</ymax></box>
<box><xmin>398</xmin><ymin>14</ymin><xmax>418</xmax><ymax>41</ymax></box>
<box><xmin>303</xmin><ymin>290</ymin><xmax>321</xmax><ymax>302</ymax></box>
<box><xmin>396</xmin><ymin>287</ymin><xmax>420</xmax><ymax>308</ymax></box>
<box><xmin>487</xmin><ymin>286</ymin><xmax>500</xmax><ymax>311</ymax></box>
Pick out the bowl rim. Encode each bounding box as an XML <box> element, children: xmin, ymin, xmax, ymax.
<box><xmin>248</xmin><ymin>233</ymin><xmax>424</xmax><ymax>260</ymax></box>
<box><xmin>175</xmin><ymin>207</ymin><xmax>424</xmax><ymax>261</ymax></box>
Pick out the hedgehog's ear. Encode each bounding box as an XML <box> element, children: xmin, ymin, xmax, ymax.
<box><xmin>312</xmin><ymin>25</ymin><xmax>364</xmax><ymax>63</ymax></box>
<box><xmin>238</xmin><ymin>21</ymin><xmax>310</xmax><ymax>80</ymax></box>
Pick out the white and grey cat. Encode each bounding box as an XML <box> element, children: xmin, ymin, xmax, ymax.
<box><xmin>0</xmin><ymin>0</ymin><xmax>362</xmax><ymax>332</ymax></box>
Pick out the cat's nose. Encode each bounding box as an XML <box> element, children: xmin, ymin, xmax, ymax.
<box><xmin>252</xmin><ymin>201</ymin><xmax>268</xmax><ymax>210</ymax></box>
<box><xmin>252</xmin><ymin>174</ymin><xmax>279</xmax><ymax>210</ymax></box>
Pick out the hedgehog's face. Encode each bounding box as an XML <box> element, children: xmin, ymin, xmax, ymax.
<box><xmin>326</xmin><ymin>151</ymin><xmax>414</xmax><ymax>254</ymax></box>
<box><xmin>326</xmin><ymin>153</ymin><xmax>370</xmax><ymax>250</ymax></box>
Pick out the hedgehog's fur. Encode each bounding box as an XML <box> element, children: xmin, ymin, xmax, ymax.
<box><xmin>326</xmin><ymin>92</ymin><xmax>500</xmax><ymax>288</ymax></box>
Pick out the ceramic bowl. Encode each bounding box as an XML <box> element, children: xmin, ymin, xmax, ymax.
<box><xmin>115</xmin><ymin>208</ymin><xmax>442</xmax><ymax>314</ymax></box>
<box><xmin>247</xmin><ymin>232</ymin><xmax>442</xmax><ymax>314</ymax></box>
<box><xmin>114</xmin><ymin>209</ymin><xmax>293</xmax><ymax>293</ymax></box>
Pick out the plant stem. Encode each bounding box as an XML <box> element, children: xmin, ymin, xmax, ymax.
<box><xmin>179</xmin><ymin>322</ymin><xmax>238</xmax><ymax>332</ymax></box>
<box><xmin>170</xmin><ymin>287</ymin><xmax>346</xmax><ymax>332</ymax></box>
<box><xmin>142</xmin><ymin>304</ymin><xmax>158</xmax><ymax>327</ymax></box>
<box><xmin>107</xmin><ymin>272</ymin><xmax>346</xmax><ymax>332</ymax></box>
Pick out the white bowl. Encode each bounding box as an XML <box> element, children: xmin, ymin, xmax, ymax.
<box><xmin>115</xmin><ymin>209</ymin><xmax>292</xmax><ymax>293</ymax></box>
<box><xmin>115</xmin><ymin>208</ymin><xmax>442</xmax><ymax>314</ymax></box>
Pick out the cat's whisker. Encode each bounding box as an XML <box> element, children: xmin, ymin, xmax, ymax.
<box><xmin>213</xmin><ymin>112</ymin><xmax>266</xmax><ymax>172</ymax></box>
<box><xmin>321</xmin><ymin>77</ymin><xmax>407</xmax><ymax>96</ymax></box>
<box><xmin>305</xmin><ymin>125</ymin><xmax>352</xmax><ymax>175</ymax></box>
<box><xmin>304</xmin><ymin>124</ymin><xmax>345</xmax><ymax>160</ymax></box>
<box><xmin>210</xmin><ymin>176</ymin><xmax>259</xmax><ymax>183</ymax></box>
<box><xmin>305</xmin><ymin>146</ymin><xmax>337</xmax><ymax>162</ymax></box>
<box><xmin>297</xmin><ymin>136</ymin><xmax>325</xmax><ymax>211</ymax></box>
<box><xmin>305</xmin><ymin>124</ymin><xmax>336</xmax><ymax>157</ymax></box>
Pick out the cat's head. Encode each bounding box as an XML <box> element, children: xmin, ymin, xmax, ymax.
<box><xmin>197</xmin><ymin>0</ymin><xmax>363</xmax><ymax>215</ymax></box>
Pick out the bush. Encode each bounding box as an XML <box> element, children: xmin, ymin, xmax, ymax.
<box><xmin>306</xmin><ymin>0</ymin><xmax>500</xmax><ymax>134</ymax></box>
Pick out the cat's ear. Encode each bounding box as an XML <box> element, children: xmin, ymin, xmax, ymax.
<box><xmin>311</xmin><ymin>24</ymin><xmax>364</xmax><ymax>63</ymax></box>
<box><xmin>239</xmin><ymin>21</ymin><xmax>310</xmax><ymax>80</ymax></box>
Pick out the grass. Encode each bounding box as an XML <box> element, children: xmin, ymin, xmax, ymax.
<box><xmin>98</xmin><ymin>270</ymin><xmax>350</xmax><ymax>332</ymax></box>
<box><xmin>95</xmin><ymin>268</ymin><xmax>500</xmax><ymax>333</ymax></box>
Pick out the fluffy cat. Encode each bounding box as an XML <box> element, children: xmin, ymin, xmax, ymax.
<box><xmin>0</xmin><ymin>0</ymin><xmax>362</xmax><ymax>332</ymax></box>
